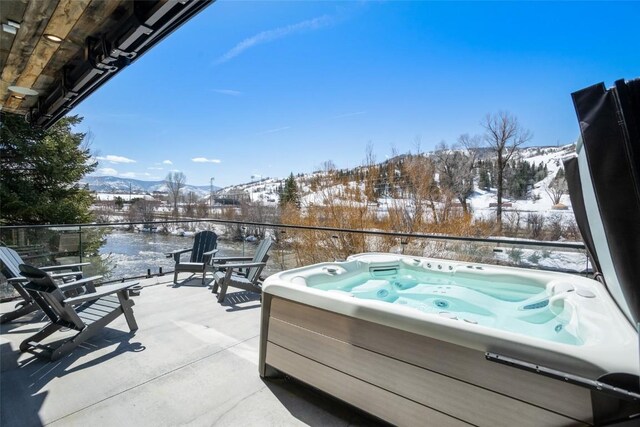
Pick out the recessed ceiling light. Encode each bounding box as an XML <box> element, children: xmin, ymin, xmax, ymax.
<box><xmin>8</xmin><ymin>86</ymin><xmax>39</xmax><ymax>96</ymax></box>
<box><xmin>2</xmin><ymin>24</ymin><xmax>17</xmax><ymax>35</ymax></box>
<box><xmin>43</xmin><ymin>33</ymin><xmax>63</xmax><ymax>43</ymax></box>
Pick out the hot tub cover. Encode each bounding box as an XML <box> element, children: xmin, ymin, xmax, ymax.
<box><xmin>565</xmin><ymin>78</ymin><xmax>640</xmax><ymax>327</ymax></box>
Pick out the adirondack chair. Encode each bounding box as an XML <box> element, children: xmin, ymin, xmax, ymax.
<box><xmin>0</xmin><ymin>246</ymin><xmax>89</xmax><ymax>324</ymax></box>
<box><xmin>210</xmin><ymin>237</ymin><xmax>273</xmax><ymax>303</ymax></box>
<box><xmin>17</xmin><ymin>264</ymin><xmax>139</xmax><ymax>361</ymax></box>
<box><xmin>167</xmin><ymin>230</ymin><xmax>218</xmax><ymax>285</ymax></box>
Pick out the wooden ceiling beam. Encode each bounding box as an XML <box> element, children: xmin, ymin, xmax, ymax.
<box><xmin>0</xmin><ymin>0</ymin><xmax>57</xmax><ymax>114</ymax></box>
<box><xmin>0</xmin><ymin>1</ymin><xmax>29</xmax><ymax>67</ymax></box>
<box><xmin>1</xmin><ymin>0</ymin><xmax>214</xmax><ymax>126</ymax></box>
<box><xmin>5</xmin><ymin>0</ymin><xmax>91</xmax><ymax>110</ymax></box>
<box><xmin>37</xmin><ymin>0</ymin><xmax>125</xmax><ymax>87</ymax></box>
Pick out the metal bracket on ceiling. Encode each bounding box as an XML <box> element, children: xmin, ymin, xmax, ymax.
<box><xmin>29</xmin><ymin>67</ymin><xmax>79</xmax><ymax>125</ymax></box>
<box><xmin>31</xmin><ymin>0</ymin><xmax>214</xmax><ymax>128</ymax></box>
<box><xmin>87</xmin><ymin>36</ymin><xmax>120</xmax><ymax>73</ymax></box>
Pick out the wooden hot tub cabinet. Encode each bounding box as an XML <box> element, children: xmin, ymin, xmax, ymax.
<box><xmin>258</xmin><ymin>294</ymin><xmax>599</xmax><ymax>427</ymax></box>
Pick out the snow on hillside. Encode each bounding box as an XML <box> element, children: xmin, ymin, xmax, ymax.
<box><xmin>91</xmin><ymin>145</ymin><xmax>578</xmax><ymax>224</ymax></box>
<box><xmin>471</xmin><ymin>144</ymin><xmax>576</xmax><ymax>220</ymax></box>
<box><xmin>216</xmin><ymin>177</ymin><xmax>281</xmax><ymax>203</ymax></box>
<box><xmin>216</xmin><ymin>145</ymin><xmax>578</xmax><ymax>216</ymax></box>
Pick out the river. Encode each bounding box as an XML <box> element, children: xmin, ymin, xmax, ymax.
<box><xmin>0</xmin><ymin>230</ymin><xmax>278</xmax><ymax>299</ymax></box>
<box><xmin>99</xmin><ymin>230</ymin><xmax>258</xmax><ymax>280</ymax></box>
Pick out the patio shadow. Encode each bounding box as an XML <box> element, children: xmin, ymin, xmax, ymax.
<box><xmin>1</xmin><ymin>342</ymin><xmax>46</xmax><ymax>427</ymax></box>
<box><xmin>220</xmin><ymin>291</ymin><xmax>261</xmax><ymax>312</ymax></box>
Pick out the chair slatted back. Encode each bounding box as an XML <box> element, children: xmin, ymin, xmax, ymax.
<box><xmin>19</xmin><ymin>264</ymin><xmax>85</xmax><ymax>330</ymax></box>
<box><xmin>246</xmin><ymin>237</ymin><xmax>273</xmax><ymax>283</ymax></box>
<box><xmin>0</xmin><ymin>246</ymin><xmax>24</xmax><ymax>279</ymax></box>
<box><xmin>1</xmin><ymin>246</ymin><xmax>33</xmax><ymax>302</ymax></box>
<box><xmin>189</xmin><ymin>231</ymin><xmax>218</xmax><ymax>263</ymax></box>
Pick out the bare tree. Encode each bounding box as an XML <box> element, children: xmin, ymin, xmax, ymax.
<box><xmin>184</xmin><ymin>191</ymin><xmax>198</xmax><ymax>217</ymax></box>
<box><xmin>321</xmin><ymin>159</ymin><xmax>336</xmax><ymax>174</ymax></box>
<box><xmin>165</xmin><ymin>172</ymin><xmax>186</xmax><ymax>215</ymax></box>
<box><xmin>363</xmin><ymin>142</ymin><xmax>379</xmax><ymax>203</ymax></box>
<box><xmin>545</xmin><ymin>170</ymin><xmax>568</xmax><ymax>205</ymax></box>
<box><xmin>434</xmin><ymin>134</ymin><xmax>481</xmax><ymax>214</ymax></box>
<box><xmin>196</xmin><ymin>200</ymin><xmax>209</xmax><ymax>218</ymax></box>
<box><xmin>392</xmin><ymin>154</ymin><xmax>439</xmax><ymax>232</ymax></box>
<box><xmin>482</xmin><ymin>112</ymin><xmax>532</xmax><ymax>229</ymax></box>
<box><xmin>128</xmin><ymin>199</ymin><xmax>156</xmax><ymax>226</ymax></box>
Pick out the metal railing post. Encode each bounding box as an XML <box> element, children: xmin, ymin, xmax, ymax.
<box><xmin>79</xmin><ymin>225</ymin><xmax>83</xmax><ymax>263</ymax></box>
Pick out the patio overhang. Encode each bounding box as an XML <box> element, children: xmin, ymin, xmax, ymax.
<box><xmin>0</xmin><ymin>0</ymin><xmax>214</xmax><ymax>129</ymax></box>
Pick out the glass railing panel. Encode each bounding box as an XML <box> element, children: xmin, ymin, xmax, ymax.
<box><xmin>1</xmin><ymin>219</ymin><xmax>588</xmax><ymax>302</ymax></box>
<box><xmin>398</xmin><ymin>237</ymin><xmax>589</xmax><ymax>273</ymax></box>
<box><xmin>1</xmin><ymin>226</ymin><xmax>83</xmax><ymax>299</ymax></box>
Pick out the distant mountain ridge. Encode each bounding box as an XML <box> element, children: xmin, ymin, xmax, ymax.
<box><xmin>82</xmin><ymin>176</ymin><xmax>218</xmax><ymax>197</ymax></box>
<box><xmin>216</xmin><ymin>143</ymin><xmax>577</xmax><ymax>208</ymax></box>
<box><xmin>84</xmin><ymin>144</ymin><xmax>575</xmax><ymax>203</ymax></box>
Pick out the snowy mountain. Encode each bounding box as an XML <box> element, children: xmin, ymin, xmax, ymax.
<box><xmin>82</xmin><ymin>176</ymin><xmax>218</xmax><ymax>198</ymax></box>
<box><xmin>218</xmin><ymin>144</ymin><xmax>578</xmax><ymax>219</ymax></box>
<box><xmin>86</xmin><ymin>144</ymin><xmax>577</xmax><ymax>216</ymax></box>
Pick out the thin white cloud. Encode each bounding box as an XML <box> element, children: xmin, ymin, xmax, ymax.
<box><xmin>333</xmin><ymin>111</ymin><xmax>366</xmax><ymax>119</ymax></box>
<box><xmin>120</xmin><ymin>172</ymin><xmax>153</xmax><ymax>179</ymax></box>
<box><xmin>97</xmin><ymin>155</ymin><xmax>137</xmax><ymax>164</ymax></box>
<box><xmin>213</xmin><ymin>89</ymin><xmax>242</xmax><ymax>96</ymax></box>
<box><xmin>148</xmin><ymin>167</ymin><xmax>164</xmax><ymax>170</ymax></box>
<box><xmin>95</xmin><ymin>167</ymin><xmax>118</xmax><ymax>176</ymax></box>
<box><xmin>216</xmin><ymin>15</ymin><xmax>333</xmax><ymax>64</ymax></box>
<box><xmin>257</xmin><ymin>126</ymin><xmax>290</xmax><ymax>135</ymax></box>
<box><xmin>192</xmin><ymin>157</ymin><xmax>222</xmax><ymax>164</ymax></box>
<box><xmin>162</xmin><ymin>160</ymin><xmax>173</xmax><ymax>165</ymax></box>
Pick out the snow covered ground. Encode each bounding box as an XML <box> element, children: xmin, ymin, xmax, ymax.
<box><xmin>217</xmin><ymin>144</ymin><xmax>579</xmax><ymax>224</ymax></box>
<box><xmin>91</xmin><ymin>144</ymin><xmax>579</xmax><ymax>228</ymax></box>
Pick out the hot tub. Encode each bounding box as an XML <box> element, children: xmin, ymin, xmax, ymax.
<box><xmin>259</xmin><ymin>79</ymin><xmax>640</xmax><ymax>426</ymax></box>
<box><xmin>259</xmin><ymin>254</ymin><xmax>638</xmax><ymax>426</ymax></box>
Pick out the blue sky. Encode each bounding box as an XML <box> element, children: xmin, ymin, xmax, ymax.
<box><xmin>75</xmin><ymin>1</ymin><xmax>640</xmax><ymax>187</ymax></box>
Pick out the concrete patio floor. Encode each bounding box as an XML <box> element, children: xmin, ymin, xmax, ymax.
<box><xmin>1</xmin><ymin>275</ymin><xmax>385</xmax><ymax>426</ymax></box>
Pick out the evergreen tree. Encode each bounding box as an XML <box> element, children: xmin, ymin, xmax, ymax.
<box><xmin>279</xmin><ymin>173</ymin><xmax>300</xmax><ymax>208</ymax></box>
<box><xmin>114</xmin><ymin>196</ymin><xmax>124</xmax><ymax>210</ymax></box>
<box><xmin>0</xmin><ymin>114</ymin><xmax>97</xmax><ymax>224</ymax></box>
<box><xmin>479</xmin><ymin>163</ymin><xmax>492</xmax><ymax>190</ymax></box>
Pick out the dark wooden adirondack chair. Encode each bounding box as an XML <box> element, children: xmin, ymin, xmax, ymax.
<box><xmin>210</xmin><ymin>237</ymin><xmax>273</xmax><ymax>303</ymax></box>
<box><xmin>0</xmin><ymin>246</ymin><xmax>89</xmax><ymax>324</ymax></box>
<box><xmin>167</xmin><ymin>230</ymin><xmax>218</xmax><ymax>285</ymax></box>
<box><xmin>17</xmin><ymin>264</ymin><xmax>139</xmax><ymax>361</ymax></box>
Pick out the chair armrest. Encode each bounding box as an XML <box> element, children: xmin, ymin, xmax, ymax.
<box><xmin>211</xmin><ymin>256</ymin><xmax>253</xmax><ymax>263</ymax></box>
<box><xmin>64</xmin><ymin>281</ymin><xmax>139</xmax><ymax>306</ymax></box>
<box><xmin>212</xmin><ymin>261</ymin><xmax>266</xmax><ymax>270</ymax></box>
<box><xmin>58</xmin><ymin>275</ymin><xmax>103</xmax><ymax>293</ymax></box>
<box><xmin>8</xmin><ymin>271</ymin><xmax>81</xmax><ymax>283</ymax></box>
<box><xmin>40</xmin><ymin>262</ymin><xmax>89</xmax><ymax>272</ymax></box>
<box><xmin>50</xmin><ymin>271</ymin><xmax>83</xmax><ymax>280</ymax></box>
<box><xmin>166</xmin><ymin>248</ymin><xmax>192</xmax><ymax>261</ymax></box>
<box><xmin>221</xmin><ymin>262</ymin><xmax>266</xmax><ymax>280</ymax></box>
<box><xmin>203</xmin><ymin>249</ymin><xmax>219</xmax><ymax>264</ymax></box>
